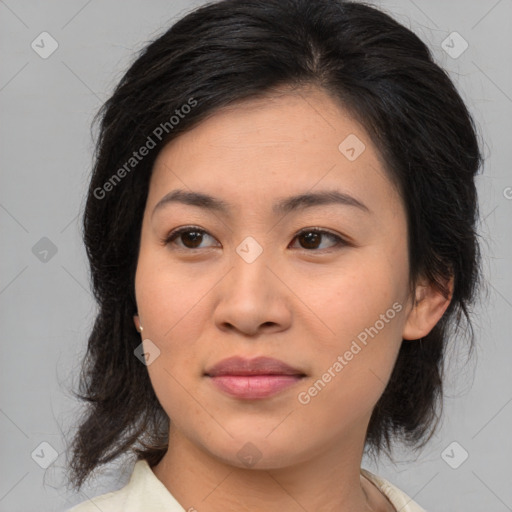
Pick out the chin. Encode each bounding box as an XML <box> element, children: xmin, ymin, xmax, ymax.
<box><xmin>200</xmin><ymin>432</ymin><xmax>311</xmax><ymax>471</ymax></box>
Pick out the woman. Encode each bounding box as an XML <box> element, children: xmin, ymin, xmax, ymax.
<box><xmin>66</xmin><ymin>0</ymin><xmax>482</xmax><ymax>510</ymax></box>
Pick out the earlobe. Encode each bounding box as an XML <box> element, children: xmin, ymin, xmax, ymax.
<box><xmin>133</xmin><ymin>314</ymin><xmax>143</xmax><ymax>333</ymax></box>
<box><xmin>402</xmin><ymin>278</ymin><xmax>453</xmax><ymax>340</ymax></box>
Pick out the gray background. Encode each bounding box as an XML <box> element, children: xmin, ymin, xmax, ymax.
<box><xmin>1</xmin><ymin>0</ymin><xmax>511</xmax><ymax>510</ymax></box>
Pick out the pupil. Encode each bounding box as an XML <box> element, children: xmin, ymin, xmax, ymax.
<box><xmin>183</xmin><ymin>231</ymin><xmax>202</xmax><ymax>248</ymax></box>
<box><xmin>300</xmin><ymin>231</ymin><xmax>320</xmax><ymax>249</ymax></box>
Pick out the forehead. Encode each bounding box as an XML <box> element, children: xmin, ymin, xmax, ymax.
<box><xmin>157</xmin><ymin>87</ymin><xmax>368</xmax><ymax>163</ymax></box>
<box><xmin>148</xmin><ymin>86</ymin><xmax>401</xmax><ymax>218</ymax></box>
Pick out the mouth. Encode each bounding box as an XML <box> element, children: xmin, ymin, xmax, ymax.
<box><xmin>204</xmin><ymin>356</ymin><xmax>307</xmax><ymax>399</ymax></box>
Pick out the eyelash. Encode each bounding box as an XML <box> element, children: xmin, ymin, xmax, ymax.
<box><xmin>163</xmin><ymin>225</ymin><xmax>349</xmax><ymax>252</ymax></box>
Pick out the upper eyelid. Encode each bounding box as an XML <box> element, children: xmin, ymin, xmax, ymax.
<box><xmin>166</xmin><ymin>225</ymin><xmax>341</xmax><ymax>238</ymax></box>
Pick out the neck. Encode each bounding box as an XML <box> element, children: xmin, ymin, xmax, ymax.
<box><xmin>151</xmin><ymin>424</ymin><xmax>392</xmax><ymax>512</ymax></box>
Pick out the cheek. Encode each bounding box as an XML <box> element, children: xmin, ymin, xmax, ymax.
<box><xmin>134</xmin><ymin>246</ymin><xmax>206</xmax><ymax>339</ymax></box>
<box><xmin>134</xmin><ymin>254</ymin><xmax>209</xmax><ymax>422</ymax></box>
<box><xmin>298</xmin><ymin>249</ymin><xmax>408</xmax><ymax>343</ymax></box>
<box><xmin>294</xmin><ymin>249</ymin><xmax>408</xmax><ymax>405</ymax></box>
<box><xmin>297</xmin><ymin>290</ymin><xmax>405</xmax><ymax>428</ymax></box>
<box><xmin>134</xmin><ymin>247</ymin><xmax>221</xmax><ymax>389</ymax></box>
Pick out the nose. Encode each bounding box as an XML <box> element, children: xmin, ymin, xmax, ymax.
<box><xmin>213</xmin><ymin>249</ymin><xmax>292</xmax><ymax>337</ymax></box>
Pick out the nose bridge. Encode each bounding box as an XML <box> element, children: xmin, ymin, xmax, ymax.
<box><xmin>213</xmin><ymin>234</ymin><xmax>291</xmax><ymax>334</ymax></box>
<box><xmin>229</xmin><ymin>234</ymin><xmax>272</xmax><ymax>297</ymax></box>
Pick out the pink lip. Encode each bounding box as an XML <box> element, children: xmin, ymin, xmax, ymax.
<box><xmin>209</xmin><ymin>375</ymin><xmax>303</xmax><ymax>399</ymax></box>
<box><xmin>205</xmin><ymin>356</ymin><xmax>306</xmax><ymax>399</ymax></box>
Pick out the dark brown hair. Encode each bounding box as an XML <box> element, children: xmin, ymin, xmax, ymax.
<box><xmin>66</xmin><ymin>0</ymin><xmax>482</xmax><ymax>490</ymax></box>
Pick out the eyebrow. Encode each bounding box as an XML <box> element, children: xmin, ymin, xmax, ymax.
<box><xmin>152</xmin><ymin>188</ymin><xmax>370</xmax><ymax>218</ymax></box>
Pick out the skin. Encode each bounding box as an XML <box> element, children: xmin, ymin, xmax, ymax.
<box><xmin>133</xmin><ymin>85</ymin><xmax>451</xmax><ymax>512</ymax></box>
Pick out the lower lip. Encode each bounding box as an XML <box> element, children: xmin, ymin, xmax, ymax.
<box><xmin>207</xmin><ymin>375</ymin><xmax>304</xmax><ymax>399</ymax></box>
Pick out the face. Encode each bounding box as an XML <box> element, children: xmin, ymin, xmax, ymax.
<box><xmin>134</xmin><ymin>86</ymin><xmax>420</xmax><ymax>469</ymax></box>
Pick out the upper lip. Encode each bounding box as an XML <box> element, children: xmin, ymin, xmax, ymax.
<box><xmin>205</xmin><ymin>356</ymin><xmax>306</xmax><ymax>377</ymax></box>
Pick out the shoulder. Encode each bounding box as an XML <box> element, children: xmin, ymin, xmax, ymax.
<box><xmin>66</xmin><ymin>460</ymin><xmax>186</xmax><ymax>512</ymax></box>
<box><xmin>361</xmin><ymin>468</ymin><xmax>427</xmax><ymax>512</ymax></box>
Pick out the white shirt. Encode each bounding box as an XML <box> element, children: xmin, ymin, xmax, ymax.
<box><xmin>68</xmin><ymin>459</ymin><xmax>426</xmax><ymax>512</ymax></box>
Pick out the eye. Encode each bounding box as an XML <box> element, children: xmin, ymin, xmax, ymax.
<box><xmin>163</xmin><ymin>226</ymin><xmax>348</xmax><ymax>252</ymax></box>
<box><xmin>289</xmin><ymin>228</ymin><xmax>347</xmax><ymax>251</ymax></box>
<box><xmin>164</xmin><ymin>226</ymin><xmax>220</xmax><ymax>250</ymax></box>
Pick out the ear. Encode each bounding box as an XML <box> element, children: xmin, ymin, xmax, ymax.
<box><xmin>133</xmin><ymin>314</ymin><xmax>142</xmax><ymax>333</ymax></box>
<box><xmin>402</xmin><ymin>277</ymin><xmax>453</xmax><ymax>340</ymax></box>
